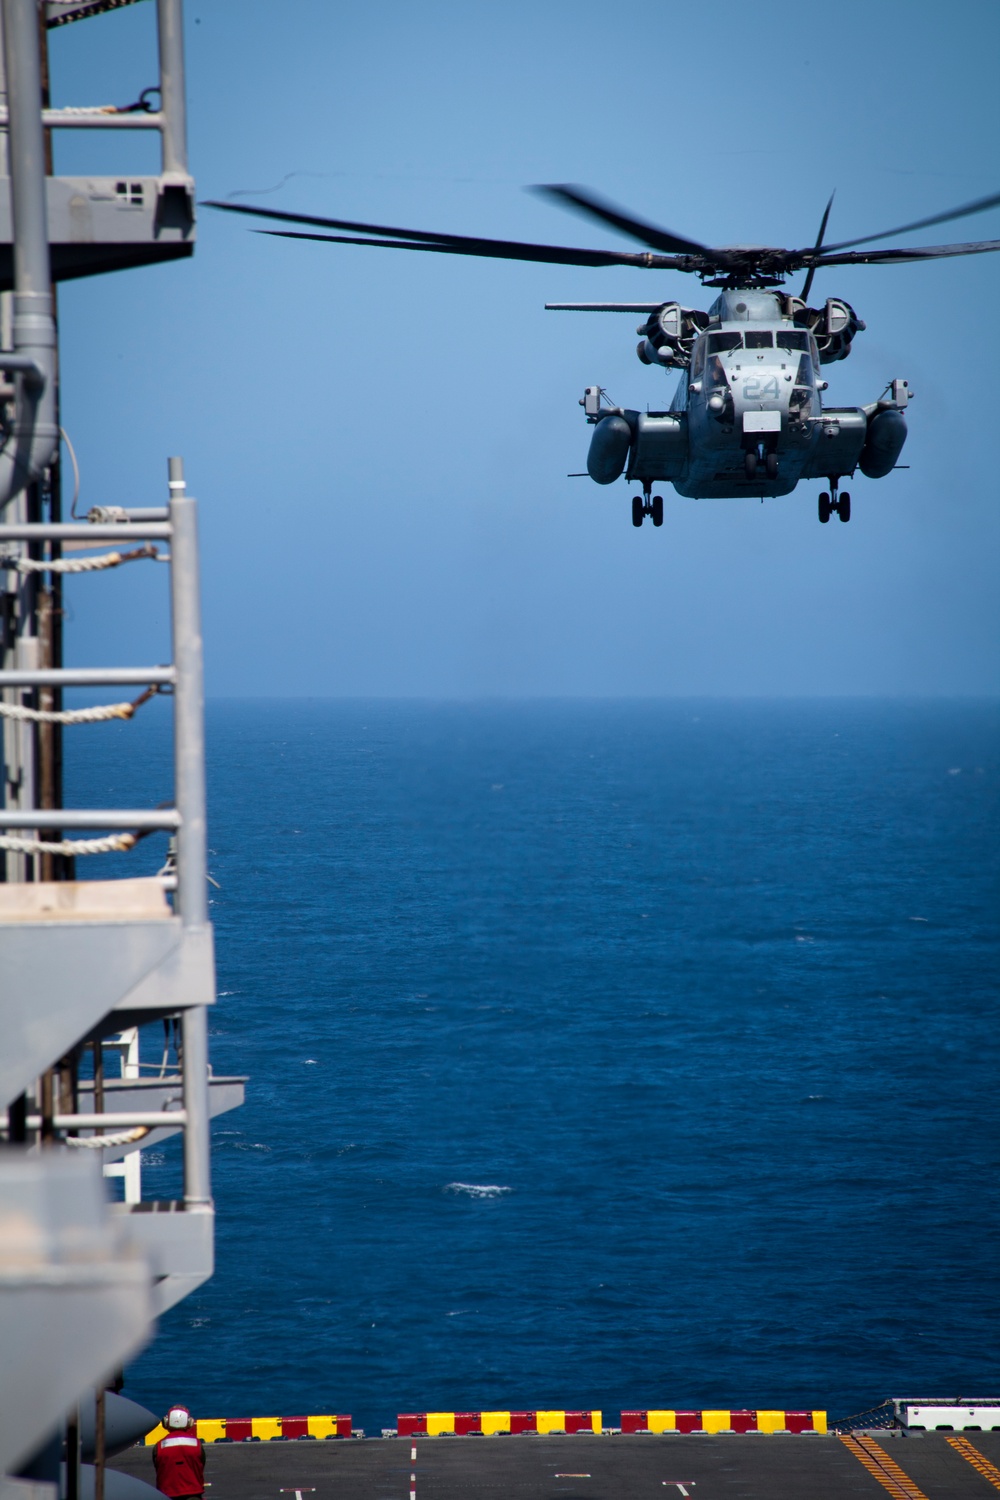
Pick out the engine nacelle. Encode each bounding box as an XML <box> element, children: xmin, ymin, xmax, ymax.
<box><xmin>784</xmin><ymin>295</ymin><xmax>865</xmax><ymax>363</ymax></box>
<box><xmin>635</xmin><ymin>303</ymin><xmax>709</xmax><ymax>368</ymax></box>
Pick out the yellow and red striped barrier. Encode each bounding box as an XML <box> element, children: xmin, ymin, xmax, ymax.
<box><xmin>621</xmin><ymin>1409</ymin><xmax>826</xmax><ymax>1434</ymax></box>
<box><xmin>145</xmin><ymin>1415</ymin><xmax>351</xmax><ymax>1444</ymax></box>
<box><xmin>145</xmin><ymin>1408</ymin><xmax>826</xmax><ymax>1443</ymax></box>
<box><xmin>396</xmin><ymin>1410</ymin><xmax>602</xmax><ymax>1437</ymax></box>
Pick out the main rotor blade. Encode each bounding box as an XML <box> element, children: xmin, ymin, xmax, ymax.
<box><xmin>812</xmin><ymin>237</ymin><xmax>1000</xmax><ymax>266</ymax></box>
<box><xmin>545</xmin><ymin>302</ymin><xmax>666</xmax><ymax>312</ymax></box>
<box><xmin>800</xmin><ymin>190</ymin><xmax>835</xmax><ymax>301</ymax></box>
<box><xmin>533</xmin><ymin>183</ymin><xmax>714</xmax><ymax>257</ymax></box>
<box><xmin>258</xmin><ymin>228</ymin><xmax>689</xmax><ymax>270</ymax></box>
<box><xmin>205</xmin><ymin>199</ymin><xmax>689</xmax><ymax>268</ymax></box>
<box><xmin>817</xmin><ymin>187</ymin><xmax>1000</xmax><ymax>255</ymax></box>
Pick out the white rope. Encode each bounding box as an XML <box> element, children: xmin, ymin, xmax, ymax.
<box><xmin>51</xmin><ymin>105</ymin><xmax>120</xmax><ymax>116</ymax></box>
<box><xmin>0</xmin><ymin>699</ymin><xmax>137</xmax><ymax>724</ymax></box>
<box><xmin>86</xmin><ymin>506</ymin><xmax>128</xmax><ymax>522</ymax></box>
<box><xmin>2</xmin><ymin>545</ymin><xmax>160</xmax><ymax>574</ymax></box>
<box><xmin>0</xmin><ymin>832</ymin><xmax>137</xmax><ymax>856</ymax></box>
<box><xmin>64</xmin><ymin>1125</ymin><xmax>151</xmax><ymax>1149</ymax></box>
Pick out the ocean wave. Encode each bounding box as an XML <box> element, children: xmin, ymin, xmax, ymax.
<box><xmin>445</xmin><ymin>1182</ymin><xmax>511</xmax><ymax>1199</ymax></box>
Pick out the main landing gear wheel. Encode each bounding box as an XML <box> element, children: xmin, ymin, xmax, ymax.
<box><xmin>632</xmin><ymin>494</ymin><xmax>643</xmax><ymax>527</ymax></box>
<box><xmin>818</xmin><ymin>492</ymin><xmax>831</xmax><ymax>523</ymax></box>
<box><xmin>838</xmin><ymin>491</ymin><xmax>851</xmax><ymax>523</ymax></box>
<box><xmin>765</xmin><ymin>452</ymin><xmax>779</xmax><ymax>480</ymax></box>
<box><xmin>744</xmin><ymin>450</ymin><xmax>758</xmax><ymax>480</ymax></box>
<box><xmin>652</xmin><ymin>494</ymin><xmax>664</xmax><ymax>527</ymax></box>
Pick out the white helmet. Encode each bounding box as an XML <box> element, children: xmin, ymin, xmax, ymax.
<box><xmin>165</xmin><ymin>1406</ymin><xmax>193</xmax><ymax>1431</ymax></box>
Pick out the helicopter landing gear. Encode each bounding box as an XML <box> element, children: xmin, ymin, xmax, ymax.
<box><xmin>819</xmin><ymin>479</ymin><xmax>851</xmax><ymax>524</ymax></box>
<box><xmin>632</xmin><ymin>486</ymin><xmax>664</xmax><ymax>527</ymax></box>
<box><xmin>744</xmin><ymin>444</ymin><xmax>779</xmax><ymax>481</ymax></box>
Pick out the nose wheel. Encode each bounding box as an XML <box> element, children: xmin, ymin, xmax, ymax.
<box><xmin>633</xmin><ymin>489</ymin><xmax>664</xmax><ymax>527</ymax></box>
<box><xmin>744</xmin><ymin>444</ymin><xmax>779</xmax><ymax>481</ymax></box>
<box><xmin>818</xmin><ymin>481</ymin><xmax>851</xmax><ymax>524</ymax></box>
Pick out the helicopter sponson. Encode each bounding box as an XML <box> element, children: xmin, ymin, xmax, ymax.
<box><xmin>584</xmin><ymin>288</ymin><xmax>906</xmax><ymax>514</ymax></box>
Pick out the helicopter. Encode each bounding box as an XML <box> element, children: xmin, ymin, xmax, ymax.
<box><xmin>206</xmin><ymin>185</ymin><xmax>1000</xmax><ymax>527</ymax></box>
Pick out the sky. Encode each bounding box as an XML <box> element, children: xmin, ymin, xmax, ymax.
<box><xmin>47</xmin><ymin>0</ymin><xmax>1000</xmax><ymax>697</ymax></box>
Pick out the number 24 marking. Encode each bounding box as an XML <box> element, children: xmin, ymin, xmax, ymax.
<box><xmin>743</xmin><ymin>376</ymin><xmax>779</xmax><ymax>400</ymax></box>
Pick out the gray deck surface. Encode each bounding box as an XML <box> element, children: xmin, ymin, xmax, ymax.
<box><xmin>112</xmin><ymin>1430</ymin><xmax>1000</xmax><ymax>1499</ymax></box>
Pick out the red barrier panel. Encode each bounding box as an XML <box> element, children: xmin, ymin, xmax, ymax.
<box><xmin>454</xmin><ymin>1413</ymin><xmax>481</xmax><ymax>1435</ymax></box>
<box><xmin>784</xmin><ymin>1412</ymin><xmax>813</xmax><ymax>1434</ymax></box>
<box><xmin>280</xmin><ymin>1417</ymin><xmax>309</xmax><ymax>1440</ymax></box>
<box><xmin>621</xmin><ymin>1411</ymin><xmax>646</xmax><ymax>1434</ymax></box>
<box><xmin>730</xmin><ymin>1412</ymin><xmax>757</xmax><ymax>1434</ymax></box>
<box><xmin>397</xmin><ymin>1415</ymin><xmax>426</xmax><ymax>1437</ymax></box>
<box><xmin>510</xmin><ymin>1412</ymin><xmax>537</xmax><ymax>1434</ymax></box>
<box><xmin>674</xmin><ymin>1412</ymin><xmax>702</xmax><ymax>1434</ymax></box>
<box><xmin>224</xmin><ymin>1419</ymin><xmax>253</xmax><ymax>1442</ymax></box>
<box><xmin>564</xmin><ymin>1412</ymin><xmax>593</xmax><ymax>1434</ymax></box>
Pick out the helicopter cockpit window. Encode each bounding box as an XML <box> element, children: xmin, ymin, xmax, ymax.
<box><xmin>776</xmin><ymin>329</ymin><xmax>810</xmax><ymax>351</ymax></box>
<box><xmin>789</xmin><ymin>384</ymin><xmax>814</xmax><ymax>422</ymax></box>
<box><xmin>691</xmin><ymin>337</ymin><xmax>707</xmax><ymax>378</ymax></box>
<box><xmin>707</xmin><ymin>332</ymin><xmax>741</xmax><ymax>355</ymax></box>
<box><xmin>744</xmin><ymin>331</ymin><xmax>773</xmax><ymax>349</ymax></box>
<box><xmin>707</xmin><ymin>355</ymin><xmax>729</xmax><ymax>390</ymax></box>
<box><xmin>795</xmin><ymin>353</ymin><xmax>814</xmax><ymax>387</ymax></box>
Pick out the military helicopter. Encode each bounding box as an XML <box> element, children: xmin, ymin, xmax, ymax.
<box><xmin>207</xmin><ymin>185</ymin><xmax>1000</xmax><ymax>527</ymax></box>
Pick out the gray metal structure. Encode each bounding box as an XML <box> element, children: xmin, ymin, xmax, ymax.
<box><xmin>0</xmin><ymin>0</ymin><xmax>195</xmax><ymax>289</ymax></box>
<box><xmin>0</xmin><ymin>5</ymin><xmax>236</xmax><ymax>1499</ymax></box>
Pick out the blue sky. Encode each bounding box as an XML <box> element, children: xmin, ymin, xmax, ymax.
<box><xmin>49</xmin><ymin>0</ymin><xmax>1000</xmax><ymax>696</ymax></box>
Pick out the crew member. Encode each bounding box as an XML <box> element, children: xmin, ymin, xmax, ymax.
<box><xmin>152</xmin><ymin>1406</ymin><xmax>205</xmax><ymax>1499</ymax></box>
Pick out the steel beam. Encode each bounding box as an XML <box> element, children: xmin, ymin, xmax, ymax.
<box><xmin>0</xmin><ymin>809</ymin><xmax>179</xmax><ymax>829</ymax></box>
<box><xmin>167</xmin><ymin>466</ymin><xmax>212</xmax><ymax>1211</ymax></box>
<box><xmin>22</xmin><ymin>1111</ymin><xmax>188</xmax><ymax>1129</ymax></box>
<box><xmin>0</xmin><ymin>667</ymin><xmax>175</xmax><ymax>686</ymax></box>
<box><xmin>0</xmin><ymin>523</ymin><xmax>171</xmax><ymax>541</ymax></box>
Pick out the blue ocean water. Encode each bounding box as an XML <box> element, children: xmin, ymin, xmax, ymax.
<box><xmin>67</xmin><ymin>699</ymin><xmax>1000</xmax><ymax>1433</ymax></box>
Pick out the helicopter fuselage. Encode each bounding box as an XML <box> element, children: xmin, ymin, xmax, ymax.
<box><xmin>585</xmin><ymin>286</ymin><xmax>908</xmax><ymax>506</ymax></box>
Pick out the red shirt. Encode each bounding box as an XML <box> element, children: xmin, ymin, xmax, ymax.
<box><xmin>153</xmin><ymin>1432</ymin><xmax>205</xmax><ymax>1497</ymax></box>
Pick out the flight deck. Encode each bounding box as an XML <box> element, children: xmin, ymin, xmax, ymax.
<box><xmin>111</xmin><ymin>1429</ymin><xmax>1000</xmax><ymax>1500</ymax></box>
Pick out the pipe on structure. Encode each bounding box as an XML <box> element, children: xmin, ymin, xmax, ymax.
<box><xmin>157</xmin><ymin>0</ymin><xmax>188</xmax><ymax>177</ymax></box>
<box><xmin>0</xmin><ymin>0</ymin><xmax>58</xmax><ymax>509</ymax></box>
<box><xmin>0</xmin><ymin>809</ymin><xmax>180</xmax><ymax>829</ymax></box>
<box><xmin>168</xmin><ymin>460</ymin><xmax>212</xmax><ymax>1212</ymax></box>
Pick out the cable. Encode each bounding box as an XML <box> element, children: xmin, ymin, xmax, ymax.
<box><xmin>61</xmin><ymin>425</ymin><xmax>82</xmax><ymax>518</ymax></box>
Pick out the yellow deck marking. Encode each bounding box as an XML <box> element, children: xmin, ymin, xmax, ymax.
<box><xmin>946</xmin><ymin>1436</ymin><xmax>1000</xmax><ymax>1491</ymax></box>
<box><xmin>839</xmin><ymin>1434</ymin><xmax>929</xmax><ymax>1499</ymax></box>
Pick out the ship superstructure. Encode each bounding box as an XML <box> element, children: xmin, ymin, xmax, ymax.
<box><xmin>0</xmin><ymin>4</ymin><xmax>241</xmax><ymax>1497</ymax></box>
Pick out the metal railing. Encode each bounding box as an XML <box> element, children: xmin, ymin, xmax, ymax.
<box><xmin>1</xmin><ymin>458</ymin><xmax>212</xmax><ymax>1213</ymax></box>
<box><xmin>0</xmin><ymin>0</ymin><xmax>189</xmax><ymax>178</ymax></box>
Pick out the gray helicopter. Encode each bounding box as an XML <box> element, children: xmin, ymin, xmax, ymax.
<box><xmin>207</xmin><ymin>185</ymin><xmax>1000</xmax><ymax>527</ymax></box>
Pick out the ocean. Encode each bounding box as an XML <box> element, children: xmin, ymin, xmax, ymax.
<box><xmin>67</xmin><ymin>698</ymin><xmax>1000</xmax><ymax>1434</ymax></box>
